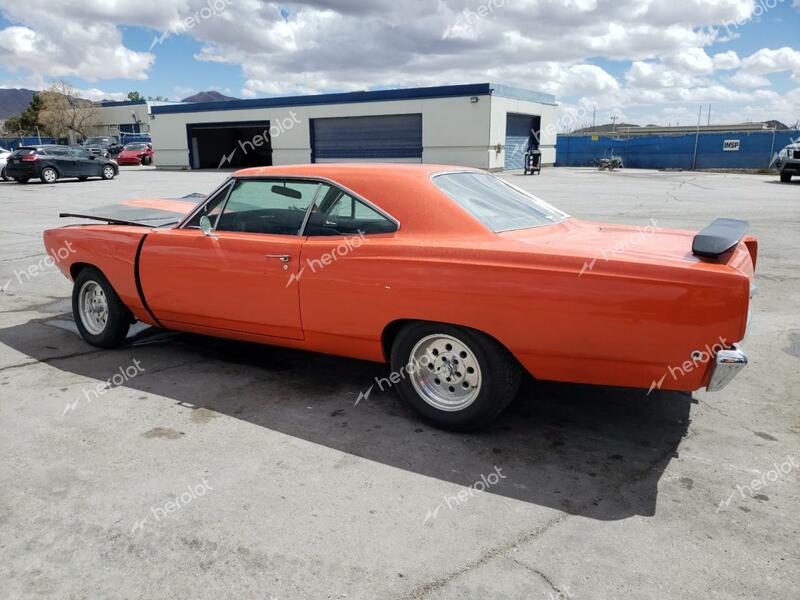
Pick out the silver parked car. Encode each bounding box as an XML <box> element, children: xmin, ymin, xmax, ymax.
<box><xmin>774</xmin><ymin>142</ymin><xmax>800</xmax><ymax>183</ymax></box>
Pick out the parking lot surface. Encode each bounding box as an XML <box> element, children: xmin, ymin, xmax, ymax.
<box><xmin>1</xmin><ymin>166</ymin><xmax>798</xmax><ymax>599</ymax></box>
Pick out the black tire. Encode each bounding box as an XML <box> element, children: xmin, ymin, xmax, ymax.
<box><xmin>40</xmin><ymin>167</ymin><xmax>58</xmax><ymax>184</ymax></box>
<box><xmin>72</xmin><ymin>266</ymin><xmax>131</xmax><ymax>348</ymax></box>
<box><xmin>78</xmin><ymin>177</ymin><xmax>88</xmax><ymax>181</ymax></box>
<box><xmin>390</xmin><ymin>321</ymin><xmax>522</xmax><ymax>431</ymax></box>
<box><xmin>15</xmin><ymin>177</ymin><xmax>29</xmax><ymax>184</ymax></box>
<box><xmin>1</xmin><ymin>167</ymin><xmax>7</xmax><ymax>181</ymax></box>
<box><xmin>780</xmin><ymin>172</ymin><xmax>792</xmax><ymax>183</ymax></box>
<box><xmin>101</xmin><ymin>165</ymin><xmax>116</xmax><ymax>180</ymax></box>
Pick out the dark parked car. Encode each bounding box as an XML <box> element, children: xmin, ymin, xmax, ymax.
<box><xmin>83</xmin><ymin>136</ymin><xmax>123</xmax><ymax>158</ymax></box>
<box><xmin>5</xmin><ymin>145</ymin><xmax>118</xmax><ymax>184</ymax></box>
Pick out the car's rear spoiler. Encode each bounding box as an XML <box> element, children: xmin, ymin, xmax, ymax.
<box><xmin>692</xmin><ymin>218</ymin><xmax>749</xmax><ymax>258</ymax></box>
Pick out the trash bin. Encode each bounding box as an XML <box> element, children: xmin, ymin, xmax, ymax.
<box><xmin>523</xmin><ymin>149</ymin><xmax>541</xmax><ymax>175</ymax></box>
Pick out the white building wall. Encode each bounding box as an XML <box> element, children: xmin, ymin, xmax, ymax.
<box><xmin>488</xmin><ymin>95</ymin><xmax>558</xmax><ymax>169</ymax></box>
<box><xmin>149</xmin><ymin>91</ymin><xmax>556</xmax><ymax>170</ymax></box>
<box><xmin>90</xmin><ymin>103</ymin><xmax>151</xmax><ymax>137</ymax></box>
<box><xmin>150</xmin><ymin>96</ymin><xmax>494</xmax><ymax>169</ymax></box>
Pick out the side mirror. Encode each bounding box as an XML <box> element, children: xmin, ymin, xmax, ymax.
<box><xmin>199</xmin><ymin>215</ymin><xmax>216</xmax><ymax>237</ymax></box>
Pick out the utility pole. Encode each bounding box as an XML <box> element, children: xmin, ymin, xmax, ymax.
<box><xmin>592</xmin><ymin>106</ymin><xmax>596</xmax><ymax>131</ymax></box>
<box><xmin>692</xmin><ymin>105</ymin><xmax>702</xmax><ymax>170</ymax></box>
<box><xmin>610</xmin><ymin>114</ymin><xmax>618</xmax><ymax>132</ymax></box>
<box><xmin>707</xmin><ymin>105</ymin><xmax>711</xmax><ymax>126</ymax></box>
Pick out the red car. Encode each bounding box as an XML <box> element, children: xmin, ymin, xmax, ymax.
<box><xmin>117</xmin><ymin>142</ymin><xmax>154</xmax><ymax>165</ymax></box>
<box><xmin>43</xmin><ymin>164</ymin><xmax>756</xmax><ymax>431</ymax></box>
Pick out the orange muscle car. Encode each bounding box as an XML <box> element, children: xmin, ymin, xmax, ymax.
<box><xmin>43</xmin><ymin>164</ymin><xmax>757</xmax><ymax>431</ymax></box>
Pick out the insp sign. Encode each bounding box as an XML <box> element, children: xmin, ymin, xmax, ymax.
<box><xmin>723</xmin><ymin>139</ymin><xmax>741</xmax><ymax>152</ymax></box>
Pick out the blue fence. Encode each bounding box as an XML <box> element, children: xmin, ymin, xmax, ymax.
<box><xmin>0</xmin><ymin>136</ymin><xmax>57</xmax><ymax>150</ymax></box>
<box><xmin>556</xmin><ymin>130</ymin><xmax>800</xmax><ymax>169</ymax></box>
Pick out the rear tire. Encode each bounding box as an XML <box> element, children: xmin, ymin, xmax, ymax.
<box><xmin>41</xmin><ymin>167</ymin><xmax>58</xmax><ymax>184</ymax></box>
<box><xmin>780</xmin><ymin>172</ymin><xmax>792</xmax><ymax>183</ymax></box>
<box><xmin>15</xmin><ymin>177</ymin><xmax>29</xmax><ymax>184</ymax></box>
<box><xmin>78</xmin><ymin>177</ymin><xmax>88</xmax><ymax>181</ymax></box>
<box><xmin>390</xmin><ymin>322</ymin><xmax>521</xmax><ymax>431</ymax></box>
<box><xmin>72</xmin><ymin>267</ymin><xmax>131</xmax><ymax>348</ymax></box>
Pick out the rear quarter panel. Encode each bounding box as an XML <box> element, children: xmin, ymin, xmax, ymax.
<box><xmin>298</xmin><ymin>235</ymin><xmax>752</xmax><ymax>391</ymax></box>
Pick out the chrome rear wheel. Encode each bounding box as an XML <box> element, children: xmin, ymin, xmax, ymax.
<box><xmin>409</xmin><ymin>333</ymin><xmax>482</xmax><ymax>412</ymax></box>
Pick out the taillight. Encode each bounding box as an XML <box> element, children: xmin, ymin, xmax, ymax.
<box><xmin>21</xmin><ymin>155</ymin><xmax>39</xmax><ymax>161</ymax></box>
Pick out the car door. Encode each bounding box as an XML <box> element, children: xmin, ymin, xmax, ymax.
<box><xmin>69</xmin><ymin>148</ymin><xmax>97</xmax><ymax>177</ymax></box>
<box><xmin>46</xmin><ymin>147</ymin><xmax>77</xmax><ymax>176</ymax></box>
<box><xmin>138</xmin><ymin>178</ymin><xmax>322</xmax><ymax>340</ymax></box>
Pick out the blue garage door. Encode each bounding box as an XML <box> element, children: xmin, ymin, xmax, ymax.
<box><xmin>311</xmin><ymin>114</ymin><xmax>422</xmax><ymax>162</ymax></box>
<box><xmin>504</xmin><ymin>113</ymin><xmax>536</xmax><ymax>170</ymax></box>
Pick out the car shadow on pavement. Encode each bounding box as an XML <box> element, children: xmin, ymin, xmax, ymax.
<box><xmin>0</xmin><ymin>316</ymin><xmax>692</xmax><ymax>521</ymax></box>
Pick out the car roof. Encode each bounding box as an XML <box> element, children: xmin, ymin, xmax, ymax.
<box><xmin>233</xmin><ymin>163</ymin><xmax>490</xmax><ymax>236</ymax></box>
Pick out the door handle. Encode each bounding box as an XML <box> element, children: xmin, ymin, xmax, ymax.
<box><xmin>265</xmin><ymin>254</ymin><xmax>290</xmax><ymax>262</ymax></box>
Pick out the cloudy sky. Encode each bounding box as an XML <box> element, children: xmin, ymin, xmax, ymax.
<box><xmin>0</xmin><ymin>0</ymin><xmax>798</xmax><ymax>128</ymax></box>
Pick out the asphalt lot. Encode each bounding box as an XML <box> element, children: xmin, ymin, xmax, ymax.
<box><xmin>1</xmin><ymin>165</ymin><xmax>798</xmax><ymax>599</ymax></box>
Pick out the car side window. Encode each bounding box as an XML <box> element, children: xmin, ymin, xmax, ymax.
<box><xmin>304</xmin><ymin>184</ymin><xmax>397</xmax><ymax>236</ymax></box>
<box><xmin>215</xmin><ymin>179</ymin><xmax>319</xmax><ymax>235</ymax></box>
<box><xmin>185</xmin><ymin>183</ymin><xmax>233</xmax><ymax>229</ymax></box>
<box><xmin>47</xmin><ymin>147</ymin><xmax>69</xmax><ymax>157</ymax></box>
<box><xmin>69</xmin><ymin>148</ymin><xmax>89</xmax><ymax>159</ymax></box>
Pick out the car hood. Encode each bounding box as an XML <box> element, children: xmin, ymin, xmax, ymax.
<box><xmin>499</xmin><ymin>218</ymin><xmax>706</xmax><ymax>268</ymax></box>
<box><xmin>119</xmin><ymin>150</ymin><xmax>143</xmax><ymax>156</ymax></box>
<box><xmin>59</xmin><ymin>194</ymin><xmax>205</xmax><ymax>227</ymax></box>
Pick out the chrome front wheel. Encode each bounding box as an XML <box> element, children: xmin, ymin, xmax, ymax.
<box><xmin>78</xmin><ymin>280</ymin><xmax>109</xmax><ymax>335</ymax></box>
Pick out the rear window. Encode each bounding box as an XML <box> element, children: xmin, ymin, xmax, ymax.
<box><xmin>13</xmin><ymin>148</ymin><xmax>37</xmax><ymax>156</ymax></box>
<box><xmin>125</xmin><ymin>144</ymin><xmax>146</xmax><ymax>150</ymax></box>
<box><xmin>432</xmin><ymin>172</ymin><xmax>568</xmax><ymax>232</ymax></box>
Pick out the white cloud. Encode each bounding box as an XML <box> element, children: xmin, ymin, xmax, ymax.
<box><xmin>728</xmin><ymin>71</ymin><xmax>771</xmax><ymax>88</ymax></box>
<box><xmin>741</xmin><ymin>47</ymin><xmax>800</xmax><ymax>75</ymax></box>
<box><xmin>712</xmin><ymin>50</ymin><xmax>741</xmax><ymax>70</ymax></box>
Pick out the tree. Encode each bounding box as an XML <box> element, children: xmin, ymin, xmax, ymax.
<box><xmin>127</xmin><ymin>91</ymin><xmax>142</xmax><ymax>102</ymax></box>
<box><xmin>2</xmin><ymin>93</ymin><xmax>44</xmax><ymax>135</ymax></box>
<box><xmin>147</xmin><ymin>95</ymin><xmax>169</xmax><ymax>102</ymax></box>
<box><xmin>39</xmin><ymin>81</ymin><xmax>99</xmax><ymax>139</ymax></box>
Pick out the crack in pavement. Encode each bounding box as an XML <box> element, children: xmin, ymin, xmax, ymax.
<box><xmin>509</xmin><ymin>557</ymin><xmax>568</xmax><ymax>596</ymax></box>
<box><xmin>0</xmin><ymin>348</ymin><xmax>106</xmax><ymax>374</ymax></box>
<box><xmin>398</xmin><ymin>426</ymin><xmax>694</xmax><ymax>599</ymax></box>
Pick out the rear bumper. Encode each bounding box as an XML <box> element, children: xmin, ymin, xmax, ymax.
<box><xmin>707</xmin><ymin>345</ymin><xmax>748</xmax><ymax>391</ymax></box>
<box><xmin>5</xmin><ymin>164</ymin><xmax>40</xmax><ymax>177</ymax></box>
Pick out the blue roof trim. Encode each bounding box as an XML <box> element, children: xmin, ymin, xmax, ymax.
<box><xmin>151</xmin><ymin>83</ymin><xmax>555</xmax><ymax>115</ymax></box>
<box><xmin>99</xmin><ymin>99</ymin><xmax>147</xmax><ymax>107</ymax></box>
<box><xmin>489</xmin><ymin>83</ymin><xmax>556</xmax><ymax>106</ymax></box>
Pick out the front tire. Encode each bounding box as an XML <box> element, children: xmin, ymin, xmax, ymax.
<box><xmin>101</xmin><ymin>165</ymin><xmax>116</xmax><ymax>180</ymax></box>
<box><xmin>72</xmin><ymin>267</ymin><xmax>131</xmax><ymax>348</ymax></box>
<box><xmin>15</xmin><ymin>177</ymin><xmax>29</xmax><ymax>184</ymax></box>
<box><xmin>780</xmin><ymin>172</ymin><xmax>792</xmax><ymax>183</ymax></box>
<box><xmin>390</xmin><ymin>322</ymin><xmax>522</xmax><ymax>431</ymax></box>
<box><xmin>41</xmin><ymin>167</ymin><xmax>58</xmax><ymax>184</ymax></box>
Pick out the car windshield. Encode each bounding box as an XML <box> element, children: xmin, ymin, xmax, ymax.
<box><xmin>432</xmin><ymin>171</ymin><xmax>569</xmax><ymax>232</ymax></box>
<box><xmin>84</xmin><ymin>138</ymin><xmax>110</xmax><ymax>145</ymax></box>
<box><xmin>124</xmin><ymin>144</ymin><xmax>146</xmax><ymax>150</ymax></box>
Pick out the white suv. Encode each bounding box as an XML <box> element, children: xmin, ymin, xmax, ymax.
<box><xmin>774</xmin><ymin>142</ymin><xmax>800</xmax><ymax>183</ymax></box>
